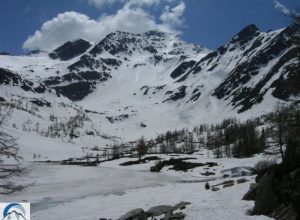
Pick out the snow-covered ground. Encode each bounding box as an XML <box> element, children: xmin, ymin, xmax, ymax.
<box><xmin>2</xmin><ymin>149</ymin><xmax>275</xmax><ymax>220</ymax></box>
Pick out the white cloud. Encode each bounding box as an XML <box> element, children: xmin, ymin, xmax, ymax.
<box><xmin>274</xmin><ymin>0</ymin><xmax>291</xmax><ymax>16</ymax></box>
<box><xmin>23</xmin><ymin>12</ymin><xmax>97</xmax><ymax>51</ymax></box>
<box><xmin>160</xmin><ymin>1</ymin><xmax>185</xmax><ymax>28</ymax></box>
<box><xmin>22</xmin><ymin>7</ymin><xmax>175</xmax><ymax>51</ymax></box>
<box><xmin>23</xmin><ymin>0</ymin><xmax>185</xmax><ymax>51</ymax></box>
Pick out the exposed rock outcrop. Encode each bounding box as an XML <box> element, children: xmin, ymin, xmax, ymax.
<box><xmin>116</xmin><ymin>202</ymin><xmax>191</xmax><ymax>220</ymax></box>
<box><xmin>243</xmin><ymin>141</ymin><xmax>300</xmax><ymax>220</ymax></box>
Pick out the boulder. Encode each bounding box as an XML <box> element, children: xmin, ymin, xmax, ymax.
<box><xmin>253</xmin><ymin>173</ymin><xmax>280</xmax><ymax>215</ymax></box>
<box><xmin>163</xmin><ymin>212</ymin><xmax>186</xmax><ymax>220</ymax></box>
<box><xmin>118</xmin><ymin>202</ymin><xmax>191</xmax><ymax>220</ymax></box>
<box><xmin>172</xmin><ymin>202</ymin><xmax>191</xmax><ymax>211</ymax></box>
<box><xmin>211</xmin><ymin>186</ymin><xmax>220</xmax><ymax>191</ymax></box>
<box><xmin>271</xmin><ymin>204</ymin><xmax>298</xmax><ymax>220</ymax></box>
<box><xmin>147</xmin><ymin>205</ymin><xmax>173</xmax><ymax>217</ymax></box>
<box><xmin>221</xmin><ymin>166</ymin><xmax>255</xmax><ymax>177</ymax></box>
<box><xmin>236</xmin><ymin>178</ymin><xmax>249</xmax><ymax>184</ymax></box>
<box><xmin>242</xmin><ymin>183</ymin><xmax>258</xmax><ymax>201</ymax></box>
<box><xmin>289</xmin><ymin>167</ymin><xmax>300</xmax><ymax>180</ymax></box>
<box><xmin>150</xmin><ymin>165</ymin><xmax>162</xmax><ymax>172</ymax></box>
<box><xmin>212</xmin><ymin>179</ymin><xmax>235</xmax><ymax>189</ymax></box>
<box><xmin>223</xmin><ymin>181</ymin><xmax>234</xmax><ymax>188</ymax></box>
<box><xmin>118</xmin><ymin>208</ymin><xmax>147</xmax><ymax>220</ymax></box>
<box><xmin>213</xmin><ymin>180</ymin><xmax>234</xmax><ymax>187</ymax></box>
<box><xmin>244</xmin><ymin>164</ymin><xmax>300</xmax><ymax>219</ymax></box>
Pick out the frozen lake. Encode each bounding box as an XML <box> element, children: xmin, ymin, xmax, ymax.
<box><xmin>2</xmin><ymin>162</ymin><xmax>271</xmax><ymax>220</ymax></box>
<box><xmin>3</xmin><ymin>163</ymin><xmax>179</xmax><ymax>217</ymax></box>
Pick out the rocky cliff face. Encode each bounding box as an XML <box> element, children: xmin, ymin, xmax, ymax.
<box><xmin>159</xmin><ymin>24</ymin><xmax>300</xmax><ymax>113</ymax></box>
<box><xmin>212</xmin><ymin>25</ymin><xmax>300</xmax><ymax>112</ymax></box>
<box><xmin>49</xmin><ymin>39</ymin><xmax>92</xmax><ymax>61</ymax></box>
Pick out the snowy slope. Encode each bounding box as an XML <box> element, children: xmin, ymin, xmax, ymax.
<box><xmin>0</xmin><ymin>26</ymin><xmax>299</xmax><ymax>160</ymax></box>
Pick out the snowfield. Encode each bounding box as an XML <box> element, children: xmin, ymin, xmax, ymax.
<box><xmin>2</xmin><ymin>150</ymin><xmax>275</xmax><ymax>220</ymax></box>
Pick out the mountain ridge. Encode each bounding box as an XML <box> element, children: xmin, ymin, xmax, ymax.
<box><xmin>0</xmin><ymin>24</ymin><xmax>299</xmax><ymax>146</ymax></box>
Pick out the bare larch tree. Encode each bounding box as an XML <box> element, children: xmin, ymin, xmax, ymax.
<box><xmin>0</xmin><ymin>104</ymin><xmax>27</xmax><ymax>194</ymax></box>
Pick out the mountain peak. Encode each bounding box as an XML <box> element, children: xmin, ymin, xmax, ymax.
<box><xmin>143</xmin><ymin>29</ymin><xmax>171</xmax><ymax>38</ymax></box>
<box><xmin>230</xmin><ymin>24</ymin><xmax>260</xmax><ymax>45</ymax></box>
<box><xmin>89</xmin><ymin>29</ymin><xmax>204</xmax><ymax>57</ymax></box>
<box><xmin>49</xmin><ymin>38</ymin><xmax>92</xmax><ymax>61</ymax></box>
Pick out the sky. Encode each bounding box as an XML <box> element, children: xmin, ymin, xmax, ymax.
<box><xmin>0</xmin><ymin>0</ymin><xmax>298</xmax><ymax>55</ymax></box>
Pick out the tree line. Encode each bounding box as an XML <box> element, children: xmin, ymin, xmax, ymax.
<box><xmin>113</xmin><ymin>102</ymin><xmax>299</xmax><ymax>161</ymax></box>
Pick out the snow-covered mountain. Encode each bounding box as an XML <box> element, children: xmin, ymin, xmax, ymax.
<box><xmin>0</xmin><ymin>25</ymin><xmax>299</xmax><ymax>159</ymax></box>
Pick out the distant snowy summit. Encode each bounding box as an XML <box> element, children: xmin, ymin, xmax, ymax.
<box><xmin>45</xmin><ymin>30</ymin><xmax>207</xmax><ymax>63</ymax></box>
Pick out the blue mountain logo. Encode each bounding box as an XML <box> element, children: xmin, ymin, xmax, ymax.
<box><xmin>2</xmin><ymin>203</ymin><xmax>28</xmax><ymax>220</ymax></box>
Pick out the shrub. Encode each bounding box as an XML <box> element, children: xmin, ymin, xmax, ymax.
<box><xmin>254</xmin><ymin>159</ymin><xmax>277</xmax><ymax>173</ymax></box>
